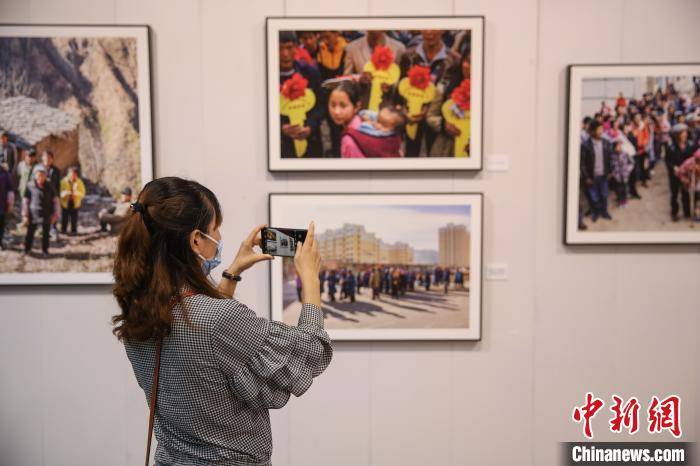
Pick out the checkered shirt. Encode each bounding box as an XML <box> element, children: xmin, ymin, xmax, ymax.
<box><xmin>124</xmin><ymin>293</ymin><xmax>333</xmax><ymax>466</ymax></box>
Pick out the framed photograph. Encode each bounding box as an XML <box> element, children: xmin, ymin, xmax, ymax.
<box><xmin>0</xmin><ymin>24</ymin><xmax>154</xmax><ymax>285</ymax></box>
<box><xmin>266</xmin><ymin>16</ymin><xmax>484</xmax><ymax>172</ymax></box>
<box><xmin>565</xmin><ymin>64</ymin><xmax>700</xmax><ymax>245</ymax></box>
<box><xmin>269</xmin><ymin>193</ymin><xmax>483</xmax><ymax>341</ymax></box>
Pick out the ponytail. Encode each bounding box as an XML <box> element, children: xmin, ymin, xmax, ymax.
<box><xmin>111</xmin><ymin>177</ymin><xmax>225</xmax><ymax>342</ymax></box>
<box><xmin>114</xmin><ymin>206</ymin><xmax>152</xmax><ymax>301</ymax></box>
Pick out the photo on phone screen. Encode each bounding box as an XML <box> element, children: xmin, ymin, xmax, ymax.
<box><xmin>261</xmin><ymin>228</ymin><xmax>308</xmax><ymax>257</ymax></box>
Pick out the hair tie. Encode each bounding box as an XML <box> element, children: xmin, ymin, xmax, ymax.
<box><xmin>130</xmin><ymin>202</ymin><xmax>144</xmax><ymax>213</ymax></box>
<box><xmin>130</xmin><ymin>201</ymin><xmax>156</xmax><ymax>234</ymax></box>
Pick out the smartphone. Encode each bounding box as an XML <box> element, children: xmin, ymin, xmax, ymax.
<box><xmin>261</xmin><ymin>227</ymin><xmax>308</xmax><ymax>257</ymax></box>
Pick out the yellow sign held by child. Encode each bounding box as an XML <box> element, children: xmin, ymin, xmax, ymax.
<box><xmin>280</xmin><ymin>90</ymin><xmax>316</xmax><ymax>157</ymax></box>
<box><xmin>363</xmin><ymin>45</ymin><xmax>400</xmax><ymax>112</ymax></box>
<box><xmin>441</xmin><ymin>100</ymin><xmax>470</xmax><ymax>157</ymax></box>
<box><xmin>398</xmin><ymin>65</ymin><xmax>436</xmax><ymax>141</ymax></box>
<box><xmin>441</xmin><ymin>78</ymin><xmax>472</xmax><ymax>158</ymax></box>
<box><xmin>279</xmin><ymin>72</ymin><xmax>316</xmax><ymax>157</ymax></box>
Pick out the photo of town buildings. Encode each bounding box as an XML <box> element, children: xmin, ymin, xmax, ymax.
<box><xmin>269</xmin><ymin>193</ymin><xmax>482</xmax><ymax>340</ymax></box>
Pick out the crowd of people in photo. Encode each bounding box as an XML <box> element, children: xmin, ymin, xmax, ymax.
<box><xmin>578</xmin><ymin>78</ymin><xmax>700</xmax><ymax>229</ymax></box>
<box><xmin>278</xmin><ymin>29</ymin><xmax>473</xmax><ymax>158</ymax></box>
<box><xmin>0</xmin><ymin>133</ymin><xmax>134</xmax><ymax>257</ymax></box>
<box><xmin>294</xmin><ymin>264</ymin><xmax>469</xmax><ymax>304</ymax></box>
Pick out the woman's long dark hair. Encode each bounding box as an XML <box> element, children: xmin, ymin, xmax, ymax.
<box><xmin>111</xmin><ymin>176</ymin><xmax>225</xmax><ymax>342</ymax></box>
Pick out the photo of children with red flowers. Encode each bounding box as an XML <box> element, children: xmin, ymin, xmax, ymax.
<box><xmin>267</xmin><ymin>18</ymin><xmax>484</xmax><ymax>171</ymax></box>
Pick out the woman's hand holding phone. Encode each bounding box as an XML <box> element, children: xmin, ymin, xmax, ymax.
<box><xmin>294</xmin><ymin>221</ymin><xmax>322</xmax><ymax>308</ymax></box>
<box><xmin>229</xmin><ymin>224</ymin><xmax>274</xmax><ymax>276</ymax></box>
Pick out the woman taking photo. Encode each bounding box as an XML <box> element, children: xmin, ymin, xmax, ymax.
<box><xmin>111</xmin><ymin>176</ymin><xmax>332</xmax><ymax>466</ymax></box>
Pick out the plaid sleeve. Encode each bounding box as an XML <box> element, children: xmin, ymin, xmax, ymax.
<box><xmin>212</xmin><ymin>300</ymin><xmax>333</xmax><ymax>411</ymax></box>
<box><xmin>298</xmin><ymin>302</ymin><xmax>325</xmax><ymax>329</ymax></box>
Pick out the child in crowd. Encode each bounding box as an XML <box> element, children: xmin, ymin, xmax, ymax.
<box><xmin>328</xmin><ymin>80</ymin><xmax>405</xmax><ymax>158</ymax></box>
<box><xmin>677</xmin><ymin>149</ymin><xmax>700</xmax><ymax>220</ymax></box>
<box><xmin>357</xmin><ymin>106</ymin><xmax>404</xmax><ymax>137</ymax></box>
<box><xmin>326</xmin><ymin>81</ymin><xmax>363</xmax><ymax>158</ymax></box>
<box><xmin>0</xmin><ymin>162</ymin><xmax>14</xmax><ymax>250</ymax></box>
<box><xmin>610</xmin><ymin>140</ymin><xmax>634</xmax><ymax>207</ymax></box>
<box><xmin>317</xmin><ymin>31</ymin><xmax>347</xmax><ymax>81</ymax></box>
<box><xmin>342</xmin><ymin>103</ymin><xmax>407</xmax><ymax>157</ymax></box>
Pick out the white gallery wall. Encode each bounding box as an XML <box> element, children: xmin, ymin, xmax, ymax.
<box><xmin>0</xmin><ymin>0</ymin><xmax>698</xmax><ymax>465</ymax></box>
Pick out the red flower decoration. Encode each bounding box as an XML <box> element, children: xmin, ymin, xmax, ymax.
<box><xmin>451</xmin><ymin>78</ymin><xmax>471</xmax><ymax>111</ymax></box>
<box><xmin>294</xmin><ymin>46</ymin><xmax>313</xmax><ymax>65</ymax></box>
<box><xmin>407</xmin><ymin>65</ymin><xmax>431</xmax><ymax>90</ymax></box>
<box><xmin>370</xmin><ymin>45</ymin><xmax>394</xmax><ymax>70</ymax></box>
<box><xmin>281</xmin><ymin>73</ymin><xmax>309</xmax><ymax>100</ymax></box>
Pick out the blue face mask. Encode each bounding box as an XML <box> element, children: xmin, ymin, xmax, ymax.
<box><xmin>197</xmin><ymin>231</ymin><xmax>223</xmax><ymax>276</ymax></box>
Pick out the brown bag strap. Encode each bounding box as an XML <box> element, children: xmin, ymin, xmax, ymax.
<box><xmin>143</xmin><ymin>290</ymin><xmax>197</xmax><ymax>466</ymax></box>
<box><xmin>145</xmin><ymin>335</ymin><xmax>162</xmax><ymax>466</ymax></box>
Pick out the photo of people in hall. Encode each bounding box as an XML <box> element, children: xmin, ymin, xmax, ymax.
<box><xmin>575</xmin><ymin>75</ymin><xmax>700</xmax><ymax>232</ymax></box>
<box><xmin>275</xmin><ymin>28</ymin><xmax>475</xmax><ymax>159</ymax></box>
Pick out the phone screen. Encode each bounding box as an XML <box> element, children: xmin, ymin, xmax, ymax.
<box><xmin>261</xmin><ymin>227</ymin><xmax>308</xmax><ymax>257</ymax></box>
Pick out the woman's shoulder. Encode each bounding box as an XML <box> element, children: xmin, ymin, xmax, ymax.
<box><xmin>183</xmin><ymin>293</ymin><xmax>267</xmax><ymax>329</ymax></box>
<box><xmin>168</xmin><ymin>292</ymin><xmax>246</xmax><ymax>329</ymax></box>
<box><xmin>172</xmin><ymin>293</ymin><xmax>270</xmax><ymax>353</ymax></box>
<box><xmin>181</xmin><ymin>293</ymin><xmax>253</xmax><ymax>319</ymax></box>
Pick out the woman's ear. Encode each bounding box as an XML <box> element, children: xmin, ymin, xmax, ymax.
<box><xmin>189</xmin><ymin>230</ymin><xmax>201</xmax><ymax>255</ymax></box>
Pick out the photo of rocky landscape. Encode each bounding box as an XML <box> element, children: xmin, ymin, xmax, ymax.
<box><xmin>0</xmin><ymin>26</ymin><xmax>152</xmax><ymax>282</ymax></box>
